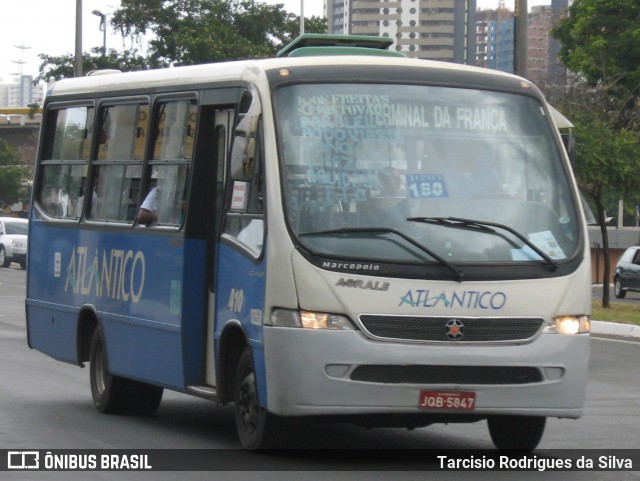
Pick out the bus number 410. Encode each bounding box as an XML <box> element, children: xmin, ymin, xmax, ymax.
<box><xmin>228</xmin><ymin>288</ymin><xmax>245</xmax><ymax>313</ymax></box>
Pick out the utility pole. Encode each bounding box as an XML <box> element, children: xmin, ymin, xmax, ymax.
<box><xmin>514</xmin><ymin>0</ymin><xmax>528</xmax><ymax>78</ymax></box>
<box><xmin>75</xmin><ymin>0</ymin><xmax>83</xmax><ymax>77</ymax></box>
<box><xmin>12</xmin><ymin>45</ymin><xmax>30</xmax><ymax>83</ymax></box>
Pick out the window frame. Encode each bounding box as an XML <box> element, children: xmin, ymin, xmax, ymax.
<box><xmin>87</xmin><ymin>97</ymin><xmax>150</xmax><ymax>225</ymax></box>
<box><xmin>36</xmin><ymin>101</ymin><xmax>96</xmax><ymax>221</ymax></box>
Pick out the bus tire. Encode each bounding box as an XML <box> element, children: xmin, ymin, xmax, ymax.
<box><xmin>89</xmin><ymin>327</ymin><xmax>163</xmax><ymax>415</ymax></box>
<box><xmin>234</xmin><ymin>347</ymin><xmax>278</xmax><ymax>449</ymax></box>
<box><xmin>487</xmin><ymin>415</ymin><xmax>546</xmax><ymax>451</ymax></box>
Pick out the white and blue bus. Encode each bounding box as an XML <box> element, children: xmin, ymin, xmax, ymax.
<box><xmin>26</xmin><ymin>35</ymin><xmax>590</xmax><ymax>450</ymax></box>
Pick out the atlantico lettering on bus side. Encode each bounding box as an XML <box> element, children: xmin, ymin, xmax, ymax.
<box><xmin>63</xmin><ymin>246</ymin><xmax>146</xmax><ymax>303</ymax></box>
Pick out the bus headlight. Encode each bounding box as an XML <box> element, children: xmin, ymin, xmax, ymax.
<box><xmin>269</xmin><ymin>309</ymin><xmax>355</xmax><ymax>330</ymax></box>
<box><xmin>544</xmin><ymin>315</ymin><xmax>590</xmax><ymax>334</ymax></box>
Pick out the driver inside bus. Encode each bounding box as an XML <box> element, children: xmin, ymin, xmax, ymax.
<box><xmin>445</xmin><ymin>139</ymin><xmax>507</xmax><ymax>198</ymax></box>
<box><xmin>371</xmin><ymin>166</ymin><xmax>408</xmax><ymax>227</ymax></box>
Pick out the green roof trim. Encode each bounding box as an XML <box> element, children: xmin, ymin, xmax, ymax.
<box><xmin>286</xmin><ymin>46</ymin><xmax>406</xmax><ymax>58</ymax></box>
<box><xmin>277</xmin><ymin>34</ymin><xmax>403</xmax><ymax>58</ymax></box>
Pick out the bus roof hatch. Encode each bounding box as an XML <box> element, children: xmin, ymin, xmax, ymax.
<box><xmin>277</xmin><ymin>34</ymin><xmax>405</xmax><ymax>58</ymax></box>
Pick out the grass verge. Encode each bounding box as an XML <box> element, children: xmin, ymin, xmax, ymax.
<box><xmin>591</xmin><ymin>300</ymin><xmax>640</xmax><ymax>326</ymax></box>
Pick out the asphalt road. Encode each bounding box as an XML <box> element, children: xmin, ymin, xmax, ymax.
<box><xmin>1</xmin><ymin>266</ymin><xmax>639</xmax><ymax>480</ymax></box>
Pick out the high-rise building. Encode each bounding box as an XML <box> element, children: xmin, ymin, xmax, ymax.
<box><xmin>547</xmin><ymin>0</ymin><xmax>569</xmax><ymax>86</ymax></box>
<box><xmin>0</xmin><ymin>75</ymin><xmax>45</xmax><ymax>108</ymax></box>
<box><xmin>325</xmin><ymin>0</ymin><xmax>477</xmax><ymax>65</ymax></box>
<box><xmin>527</xmin><ymin>5</ymin><xmax>552</xmax><ymax>84</ymax></box>
<box><xmin>476</xmin><ymin>8</ymin><xmax>514</xmax><ymax>73</ymax></box>
<box><xmin>475</xmin><ymin>1</ymin><xmax>569</xmax><ymax>86</ymax></box>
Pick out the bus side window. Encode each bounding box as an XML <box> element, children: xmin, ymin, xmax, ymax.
<box><xmin>90</xmin><ymin>103</ymin><xmax>148</xmax><ymax>222</ymax></box>
<box><xmin>38</xmin><ymin>105</ymin><xmax>93</xmax><ymax>219</ymax></box>
<box><xmin>225</xmin><ymin>128</ymin><xmax>265</xmax><ymax>256</ymax></box>
<box><xmin>224</xmin><ymin>87</ymin><xmax>265</xmax><ymax>256</ymax></box>
<box><xmin>140</xmin><ymin>98</ymin><xmax>197</xmax><ymax>227</ymax></box>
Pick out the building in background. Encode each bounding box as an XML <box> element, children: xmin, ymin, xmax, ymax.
<box><xmin>0</xmin><ymin>75</ymin><xmax>45</xmax><ymax>108</ymax></box>
<box><xmin>547</xmin><ymin>0</ymin><xmax>569</xmax><ymax>86</ymax></box>
<box><xmin>476</xmin><ymin>0</ymin><xmax>569</xmax><ymax>86</ymax></box>
<box><xmin>476</xmin><ymin>6</ymin><xmax>514</xmax><ymax>73</ymax></box>
<box><xmin>325</xmin><ymin>0</ymin><xmax>477</xmax><ymax>65</ymax></box>
<box><xmin>527</xmin><ymin>5</ymin><xmax>552</xmax><ymax>84</ymax></box>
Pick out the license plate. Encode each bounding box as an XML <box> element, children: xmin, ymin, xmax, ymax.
<box><xmin>419</xmin><ymin>391</ymin><xmax>476</xmax><ymax>411</ymax></box>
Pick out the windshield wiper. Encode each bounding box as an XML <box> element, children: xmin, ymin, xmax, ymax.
<box><xmin>407</xmin><ymin>216</ymin><xmax>559</xmax><ymax>271</ymax></box>
<box><xmin>300</xmin><ymin>227</ymin><xmax>464</xmax><ymax>282</ymax></box>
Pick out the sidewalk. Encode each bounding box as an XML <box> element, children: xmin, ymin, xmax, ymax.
<box><xmin>591</xmin><ymin>320</ymin><xmax>640</xmax><ymax>341</ymax></box>
<box><xmin>591</xmin><ymin>283</ymin><xmax>640</xmax><ymax>341</ymax></box>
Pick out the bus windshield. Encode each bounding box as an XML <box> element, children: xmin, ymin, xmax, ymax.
<box><xmin>276</xmin><ymin>83</ymin><xmax>580</xmax><ymax>267</ymax></box>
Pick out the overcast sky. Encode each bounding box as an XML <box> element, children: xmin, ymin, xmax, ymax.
<box><xmin>0</xmin><ymin>1</ymin><xmax>550</xmax><ymax>83</ymax></box>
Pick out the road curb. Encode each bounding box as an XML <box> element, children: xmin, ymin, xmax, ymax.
<box><xmin>591</xmin><ymin>320</ymin><xmax>640</xmax><ymax>341</ymax></box>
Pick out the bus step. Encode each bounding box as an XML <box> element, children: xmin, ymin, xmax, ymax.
<box><xmin>186</xmin><ymin>385</ymin><xmax>219</xmax><ymax>402</ymax></box>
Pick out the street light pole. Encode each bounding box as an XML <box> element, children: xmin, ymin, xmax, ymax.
<box><xmin>75</xmin><ymin>0</ymin><xmax>82</xmax><ymax>77</ymax></box>
<box><xmin>92</xmin><ymin>10</ymin><xmax>107</xmax><ymax>55</ymax></box>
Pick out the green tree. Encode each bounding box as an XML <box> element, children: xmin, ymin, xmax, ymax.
<box><xmin>38</xmin><ymin>47</ymin><xmax>150</xmax><ymax>81</ymax></box>
<box><xmin>552</xmin><ymin>0</ymin><xmax>640</xmax><ymax>306</ymax></box>
<box><xmin>574</xmin><ymin>116</ymin><xmax>640</xmax><ymax>307</ymax></box>
<box><xmin>552</xmin><ymin>0</ymin><xmax>640</xmax><ymax>129</ymax></box>
<box><xmin>110</xmin><ymin>0</ymin><xmax>327</xmax><ymax>66</ymax></box>
<box><xmin>546</xmin><ymin>81</ymin><xmax>640</xmax><ymax>307</ymax></box>
<box><xmin>0</xmin><ymin>139</ymin><xmax>31</xmax><ymax>209</ymax></box>
<box><xmin>38</xmin><ymin>1</ymin><xmax>326</xmax><ymax>80</ymax></box>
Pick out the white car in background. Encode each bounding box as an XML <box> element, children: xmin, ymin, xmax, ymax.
<box><xmin>0</xmin><ymin>217</ymin><xmax>28</xmax><ymax>269</ymax></box>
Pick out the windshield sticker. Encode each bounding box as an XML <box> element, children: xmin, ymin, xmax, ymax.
<box><xmin>399</xmin><ymin>289</ymin><xmax>507</xmax><ymax>310</ymax></box>
<box><xmin>528</xmin><ymin>231</ymin><xmax>566</xmax><ymax>259</ymax></box>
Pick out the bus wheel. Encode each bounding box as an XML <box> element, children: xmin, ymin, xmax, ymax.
<box><xmin>487</xmin><ymin>415</ymin><xmax>546</xmax><ymax>451</ymax></box>
<box><xmin>89</xmin><ymin>327</ymin><xmax>163</xmax><ymax>415</ymax></box>
<box><xmin>234</xmin><ymin>347</ymin><xmax>277</xmax><ymax>449</ymax></box>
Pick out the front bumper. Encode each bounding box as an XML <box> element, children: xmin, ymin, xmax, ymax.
<box><xmin>262</xmin><ymin>326</ymin><xmax>589</xmax><ymax>420</ymax></box>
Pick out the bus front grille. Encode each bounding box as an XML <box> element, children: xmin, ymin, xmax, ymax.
<box><xmin>350</xmin><ymin>365</ymin><xmax>543</xmax><ymax>384</ymax></box>
<box><xmin>358</xmin><ymin>315</ymin><xmax>544</xmax><ymax>343</ymax></box>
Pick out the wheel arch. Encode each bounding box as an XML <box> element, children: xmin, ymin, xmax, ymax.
<box><xmin>77</xmin><ymin>305</ymin><xmax>100</xmax><ymax>367</ymax></box>
<box><xmin>217</xmin><ymin>320</ymin><xmax>249</xmax><ymax>405</ymax></box>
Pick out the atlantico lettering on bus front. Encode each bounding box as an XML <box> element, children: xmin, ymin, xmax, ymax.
<box><xmin>400</xmin><ymin>289</ymin><xmax>507</xmax><ymax>310</ymax></box>
<box><xmin>62</xmin><ymin>246</ymin><xmax>146</xmax><ymax>303</ymax></box>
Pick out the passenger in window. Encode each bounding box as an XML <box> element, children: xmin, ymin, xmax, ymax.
<box><xmin>137</xmin><ymin>187</ymin><xmax>158</xmax><ymax>226</ymax></box>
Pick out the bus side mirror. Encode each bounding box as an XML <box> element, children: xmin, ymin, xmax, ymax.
<box><xmin>567</xmin><ymin>135</ymin><xmax>576</xmax><ymax>164</ymax></box>
<box><xmin>561</xmin><ymin>131</ymin><xmax>575</xmax><ymax>164</ymax></box>
<box><xmin>231</xmin><ymin>86</ymin><xmax>261</xmax><ymax>182</ymax></box>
